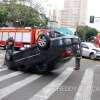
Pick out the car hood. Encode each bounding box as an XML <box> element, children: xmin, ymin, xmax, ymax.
<box><xmin>92</xmin><ymin>48</ymin><xmax>100</xmax><ymax>52</ymax></box>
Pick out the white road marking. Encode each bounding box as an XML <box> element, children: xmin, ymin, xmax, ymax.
<box><xmin>74</xmin><ymin>68</ymin><xmax>94</xmax><ymax>100</ymax></box>
<box><xmin>0</xmin><ymin>71</ymin><xmax>22</xmax><ymax>82</ymax></box>
<box><xmin>0</xmin><ymin>74</ymin><xmax>41</xmax><ymax>99</ymax></box>
<box><xmin>0</xmin><ymin>65</ymin><xmax>3</xmax><ymax>68</ymax></box>
<box><xmin>0</xmin><ymin>53</ymin><xmax>5</xmax><ymax>56</ymax></box>
<box><xmin>96</xmin><ymin>65</ymin><xmax>100</xmax><ymax>67</ymax></box>
<box><xmin>0</xmin><ymin>68</ymin><xmax>7</xmax><ymax>72</ymax></box>
<box><xmin>29</xmin><ymin>67</ymin><xmax>73</xmax><ymax>100</ymax></box>
<box><xmin>0</xmin><ymin>65</ymin><xmax>6</xmax><ymax>68</ymax></box>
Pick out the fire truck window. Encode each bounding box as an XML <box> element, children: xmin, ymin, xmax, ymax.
<box><xmin>2</xmin><ymin>32</ymin><xmax>9</xmax><ymax>41</ymax></box>
<box><xmin>9</xmin><ymin>32</ymin><xmax>15</xmax><ymax>39</ymax></box>
<box><xmin>0</xmin><ymin>32</ymin><xmax>2</xmax><ymax>40</ymax></box>
<box><xmin>22</xmin><ymin>32</ymin><xmax>31</xmax><ymax>42</ymax></box>
<box><xmin>15</xmin><ymin>32</ymin><xmax>22</xmax><ymax>42</ymax></box>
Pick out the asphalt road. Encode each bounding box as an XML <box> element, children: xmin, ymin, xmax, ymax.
<box><xmin>0</xmin><ymin>50</ymin><xmax>100</xmax><ymax>100</ymax></box>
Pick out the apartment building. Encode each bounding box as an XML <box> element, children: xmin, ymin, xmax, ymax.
<box><xmin>60</xmin><ymin>0</ymin><xmax>87</xmax><ymax>28</ymax></box>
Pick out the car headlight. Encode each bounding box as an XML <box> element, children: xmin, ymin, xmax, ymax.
<box><xmin>96</xmin><ymin>51</ymin><xmax>100</xmax><ymax>54</ymax></box>
<box><xmin>92</xmin><ymin>49</ymin><xmax>100</xmax><ymax>54</ymax></box>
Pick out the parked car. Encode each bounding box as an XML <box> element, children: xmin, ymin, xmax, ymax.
<box><xmin>5</xmin><ymin>29</ymin><xmax>80</xmax><ymax>73</ymax></box>
<box><xmin>81</xmin><ymin>42</ymin><xmax>100</xmax><ymax>59</ymax></box>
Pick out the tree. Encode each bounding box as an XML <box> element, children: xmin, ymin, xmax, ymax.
<box><xmin>0</xmin><ymin>8</ymin><xmax>7</xmax><ymax>24</ymax></box>
<box><xmin>85</xmin><ymin>27</ymin><xmax>98</xmax><ymax>40</ymax></box>
<box><xmin>76</xmin><ymin>26</ymin><xmax>98</xmax><ymax>41</ymax></box>
<box><xmin>1</xmin><ymin>0</ymin><xmax>48</xmax><ymax>27</ymax></box>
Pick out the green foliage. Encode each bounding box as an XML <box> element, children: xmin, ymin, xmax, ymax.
<box><xmin>0</xmin><ymin>4</ymin><xmax>8</xmax><ymax>24</ymax></box>
<box><xmin>0</xmin><ymin>1</ymin><xmax>48</xmax><ymax>27</ymax></box>
<box><xmin>76</xmin><ymin>26</ymin><xmax>98</xmax><ymax>41</ymax></box>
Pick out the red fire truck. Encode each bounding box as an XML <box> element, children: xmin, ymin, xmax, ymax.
<box><xmin>0</xmin><ymin>27</ymin><xmax>48</xmax><ymax>49</ymax></box>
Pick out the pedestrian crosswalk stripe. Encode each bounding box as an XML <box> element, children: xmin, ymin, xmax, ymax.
<box><xmin>0</xmin><ymin>68</ymin><xmax>7</xmax><ymax>72</ymax></box>
<box><xmin>74</xmin><ymin>68</ymin><xmax>94</xmax><ymax>100</ymax></box>
<box><xmin>0</xmin><ymin>65</ymin><xmax>4</xmax><ymax>68</ymax></box>
<box><xmin>0</xmin><ymin>65</ymin><xmax>2</xmax><ymax>68</ymax></box>
<box><xmin>0</xmin><ymin>75</ymin><xmax>41</xmax><ymax>99</ymax></box>
<box><xmin>28</xmin><ymin>67</ymin><xmax>73</xmax><ymax>100</ymax></box>
<box><xmin>0</xmin><ymin>71</ymin><xmax>22</xmax><ymax>82</ymax></box>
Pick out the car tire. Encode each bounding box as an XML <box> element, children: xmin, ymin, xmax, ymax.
<box><xmin>90</xmin><ymin>53</ymin><xmax>95</xmax><ymax>60</ymax></box>
<box><xmin>37</xmin><ymin>34</ymin><xmax>50</xmax><ymax>49</ymax></box>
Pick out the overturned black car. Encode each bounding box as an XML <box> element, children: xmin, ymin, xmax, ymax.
<box><xmin>5</xmin><ymin>28</ymin><xmax>81</xmax><ymax>73</ymax></box>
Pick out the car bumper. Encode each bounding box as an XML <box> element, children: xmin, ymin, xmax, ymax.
<box><xmin>95</xmin><ymin>53</ymin><xmax>100</xmax><ymax>59</ymax></box>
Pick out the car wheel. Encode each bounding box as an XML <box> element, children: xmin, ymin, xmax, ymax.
<box><xmin>90</xmin><ymin>53</ymin><xmax>95</xmax><ymax>60</ymax></box>
<box><xmin>37</xmin><ymin>34</ymin><xmax>50</xmax><ymax>49</ymax></box>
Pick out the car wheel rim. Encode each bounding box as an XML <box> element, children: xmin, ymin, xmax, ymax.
<box><xmin>90</xmin><ymin>54</ymin><xmax>95</xmax><ymax>59</ymax></box>
<box><xmin>38</xmin><ymin>39</ymin><xmax>46</xmax><ymax>47</ymax></box>
<box><xmin>37</xmin><ymin>36</ymin><xmax>47</xmax><ymax>47</ymax></box>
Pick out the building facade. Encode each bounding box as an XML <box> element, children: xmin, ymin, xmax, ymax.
<box><xmin>60</xmin><ymin>0</ymin><xmax>87</xmax><ymax>28</ymax></box>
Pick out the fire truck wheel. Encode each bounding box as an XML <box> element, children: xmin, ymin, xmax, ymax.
<box><xmin>37</xmin><ymin>34</ymin><xmax>50</xmax><ymax>49</ymax></box>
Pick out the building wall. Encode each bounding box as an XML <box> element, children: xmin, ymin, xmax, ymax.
<box><xmin>60</xmin><ymin>0</ymin><xmax>87</xmax><ymax>28</ymax></box>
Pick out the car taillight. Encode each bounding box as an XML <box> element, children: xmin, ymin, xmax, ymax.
<box><xmin>61</xmin><ymin>50</ymin><xmax>72</xmax><ymax>58</ymax></box>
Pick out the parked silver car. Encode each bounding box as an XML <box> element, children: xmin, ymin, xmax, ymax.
<box><xmin>81</xmin><ymin>42</ymin><xmax>100</xmax><ymax>59</ymax></box>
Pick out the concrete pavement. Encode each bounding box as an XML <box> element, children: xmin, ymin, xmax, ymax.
<box><xmin>0</xmin><ymin>50</ymin><xmax>100</xmax><ymax>100</ymax></box>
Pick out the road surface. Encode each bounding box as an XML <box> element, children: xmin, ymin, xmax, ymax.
<box><xmin>0</xmin><ymin>50</ymin><xmax>100</xmax><ymax>100</ymax></box>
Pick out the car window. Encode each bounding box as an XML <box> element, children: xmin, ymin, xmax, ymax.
<box><xmin>81</xmin><ymin>44</ymin><xmax>89</xmax><ymax>49</ymax></box>
<box><xmin>49</xmin><ymin>31</ymin><xmax>61</xmax><ymax>38</ymax></box>
<box><xmin>88</xmin><ymin>43</ymin><xmax>96</xmax><ymax>48</ymax></box>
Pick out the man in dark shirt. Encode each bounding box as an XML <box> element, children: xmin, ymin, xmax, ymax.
<box><xmin>72</xmin><ymin>39</ymin><xmax>82</xmax><ymax>70</ymax></box>
<box><xmin>74</xmin><ymin>44</ymin><xmax>81</xmax><ymax>70</ymax></box>
<box><xmin>4</xmin><ymin>37</ymin><xmax>15</xmax><ymax>65</ymax></box>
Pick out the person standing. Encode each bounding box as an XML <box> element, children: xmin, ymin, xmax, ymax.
<box><xmin>3</xmin><ymin>37</ymin><xmax>15</xmax><ymax>65</ymax></box>
<box><xmin>74</xmin><ymin>44</ymin><xmax>81</xmax><ymax>70</ymax></box>
<box><xmin>72</xmin><ymin>39</ymin><xmax>82</xmax><ymax>70</ymax></box>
